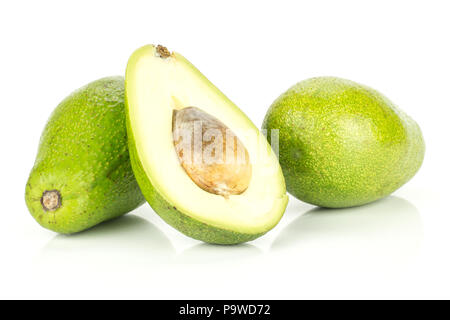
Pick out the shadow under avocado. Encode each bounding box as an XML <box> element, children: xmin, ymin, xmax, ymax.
<box><xmin>272</xmin><ymin>196</ymin><xmax>423</xmax><ymax>271</ymax></box>
<box><xmin>35</xmin><ymin>214</ymin><xmax>175</xmax><ymax>272</ymax></box>
<box><xmin>177</xmin><ymin>242</ymin><xmax>261</xmax><ymax>265</ymax></box>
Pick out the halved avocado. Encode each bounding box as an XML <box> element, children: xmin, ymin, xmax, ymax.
<box><xmin>125</xmin><ymin>45</ymin><xmax>288</xmax><ymax>244</ymax></box>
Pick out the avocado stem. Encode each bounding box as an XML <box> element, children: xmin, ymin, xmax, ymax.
<box><xmin>41</xmin><ymin>190</ymin><xmax>62</xmax><ymax>211</ymax></box>
<box><xmin>156</xmin><ymin>45</ymin><xmax>171</xmax><ymax>58</ymax></box>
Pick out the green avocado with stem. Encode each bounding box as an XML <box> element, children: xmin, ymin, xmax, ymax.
<box><xmin>25</xmin><ymin>77</ymin><xmax>145</xmax><ymax>233</ymax></box>
<box><xmin>262</xmin><ymin>77</ymin><xmax>425</xmax><ymax>208</ymax></box>
<box><xmin>125</xmin><ymin>45</ymin><xmax>288</xmax><ymax>244</ymax></box>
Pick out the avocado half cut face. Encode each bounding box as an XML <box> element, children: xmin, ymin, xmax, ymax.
<box><xmin>125</xmin><ymin>45</ymin><xmax>288</xmax><ymax>244</ymax></box>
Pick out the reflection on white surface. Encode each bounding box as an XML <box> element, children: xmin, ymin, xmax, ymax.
<box><xmin>31</xmin><ymin>196</ymin><xmax>423</xmax><ymax>297</ymax></box>
<box><xmin>272</xmin><ymin>196</ymin><xmax>423</xmax><ymax>273</ymax></box>
<box><xmin>35</xmin><ymin>214</ymin><xmax>175</xmax><ymax>274</ymax></box>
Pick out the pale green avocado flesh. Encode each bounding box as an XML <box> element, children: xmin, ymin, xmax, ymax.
<box><xmin>25</xmin><ymin>77</ymin><xmax>145</xmax><ymax>233</ymax></box>
<box><xmin>125</xmin><ymin>45</ymin><xmax>288</xmax><ymax>244</ymax></box>
<box><xmin>263</xmin><ymin>77</ymin><xmax>425</xmax><ymax>208</ymax></box>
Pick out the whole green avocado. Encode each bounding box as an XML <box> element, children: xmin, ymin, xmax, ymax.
<box><xmin>262</xmin><ymin>77</ymin><xmax>425</xmax><ymax>208</ymax></box>
<box><xmin>25</xmin><ymin>77</ymin><xmax>145</xmax><ymax>233</ymax></box>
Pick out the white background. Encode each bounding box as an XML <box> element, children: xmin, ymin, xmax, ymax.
<box><xmin>1</xmin><ymin>0</ymin><xmax>449</xmax><ymax>299</ymax></box>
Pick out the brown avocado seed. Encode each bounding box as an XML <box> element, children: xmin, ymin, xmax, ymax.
<box><xmin>172</xmin><ymin>107</ymin><xmax>252</xmax><ymax>198</ymax></box>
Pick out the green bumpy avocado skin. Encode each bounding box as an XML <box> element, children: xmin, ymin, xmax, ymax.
<box><xmin>125</xmin><ymin>98</ymin><xmax>265</xmax><ymax>245</ymax></box>
<box><xmin>25</xmin><ymin>77</ymin><xmax>145</xmax><ymax>233</ymax></box>
<box><xmin>262</xmin><ymin>77</ymin><xmax>425</xmax><ymax>208</ymax></box>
